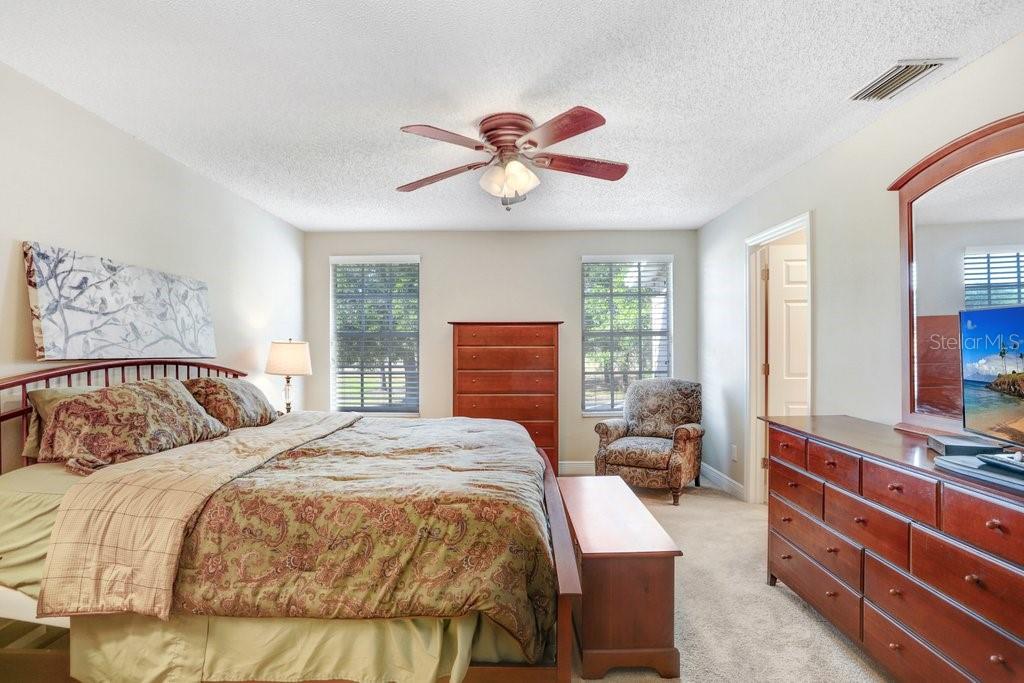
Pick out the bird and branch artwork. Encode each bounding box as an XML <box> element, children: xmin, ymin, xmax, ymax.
<box><xmin>22</xmin><ymin>241</ymin><xmax>216</xmax><ymax>360</ymax></box>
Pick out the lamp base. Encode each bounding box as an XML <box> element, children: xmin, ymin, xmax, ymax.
<box><xmin>283</xmin><ymin>375</ymin><xmax>293</xmax><ymax>414</ymax></box>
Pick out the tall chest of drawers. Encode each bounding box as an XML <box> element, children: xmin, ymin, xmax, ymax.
<box><xmin>450</xmin><ymin>322</ymin><xmax>562</xmax><ymax>474</ymax></box>
<box><xmin>764</xmin><ymin>415</ymin><xmax>1024</xmax><ymax>682</ymax></box>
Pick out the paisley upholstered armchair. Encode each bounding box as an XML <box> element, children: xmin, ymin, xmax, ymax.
<box><xmin>594</xmin><ymin>378</ymin><xmax>703</xmax><ymax>505</ymax></box>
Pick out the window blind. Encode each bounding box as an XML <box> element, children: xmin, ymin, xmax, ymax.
<box><xmin>582</xmin><ymin>258</ymin><xmax>672</xmax><ymax>412</ymax></box>
<box><xmin>331</xmin><ymin>259</ymin><xmax>419</xmax><ymax>412</ymax></box>
<box><xmin>964</xmin><ymin>250</ymin><xmax>1024</xmax><ymax>310</ymax></box>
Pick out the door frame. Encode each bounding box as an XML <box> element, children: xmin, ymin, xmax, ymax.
<box><xmin>743</xmin><ymin>212</ymin><xmax>814</xmax><ymax>503</ymax></box>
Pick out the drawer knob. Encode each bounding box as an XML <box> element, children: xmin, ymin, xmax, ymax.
<box><xmin>887</xmin><ymin>483</ymin><xmax>903</xmax><ymax>492</ymax></box>
<box><xmin>825</xmin><ymin>546</ymin><xmax>838</xmax><ymax>554</ymax></box>
<box><xmin>985</xmin><ymin>519</ymin><xmax>1002</xmax><ymax>530</ymax></box>
<box><xmin>787</xmin><ymin>482</ymin><xmax>798</xmax><ymax>488</ymax></box>
<box><xmin>471</xmin><ymin>379</ymin><xmax>477</xmax><ymax>383</ymax></box>
<box><xmin>888</xmin><ymin>643</ymin><xmax>901</xmax><ymax>651</ymax></box>
<box><xmin>824</xmin><ymin>591</ymin><xmax>837</xmax><ymax>597</ymax></box>
<box><xmin>534</xmin><ymin>404</ymin><xmax>540</xmax><ymax>408</ymax></box>
<box><xmin>888</xmin><ymin>587</ymin><xmax>901</xmax><ymax>596</ymax></box>
<box><xmin>853</xmin><ymin>516</ymin><xmax>866</xmax><ymax>524</ymax></box>
<box><xmin>780</xmin><ymin>554</ymin><xmax>792</xmax><ymax>560</ymax></box>
<box><xmin>471</xmin><ymin>404</ymin><xmax>477</xmax><ymax>408</ymax></box>
<box><xmin>535</xmin><ymin>379</ymin><xmax>540</xmax><ymax>383</ymax></box>
<box><xmin>780</xmin><ymin>516</ymin><xmax>793</xmax><ymax>523</ymax></box>
<box><xmin>534</xmin><ymin>354</ymin><xmax>540</xmax><ymax>359</ymax></box>
<box><xmin>990</xmin><ymin>655</ymin><xmax>1006</xmax><ymax>665</ymax></box>
<box><xmin>472</xmin><ymin>333</ymin><xmax>477</xmax><ymax>337</ymax></box>
<box><xmin>964</xmin><ymin>573</ymin><xmax>981</xmax><ymax>584</ymax></box>
<box><xmin>780</xmin><ymin>443</ymin><xmax>791</xmax><ymax>450</ymax></box>
<box><xmin>824</xmin><ymin>460</ymin><xmax>837</xmax><ymax>468</ymax></box>
<box><xmin>472</xmin><ymin>354</ymin><xmax>478</xmax><ymax>359</ymax></box>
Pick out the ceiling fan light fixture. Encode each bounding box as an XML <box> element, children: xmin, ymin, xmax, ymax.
<box><xmin>479</xmin><ymin>159</ymin><xmax>540</xmax><ymax>199</ymax></box>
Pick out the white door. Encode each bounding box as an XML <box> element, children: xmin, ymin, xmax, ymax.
<box><xmin>767</xmin><ymin>243</ymin><xmax>810</xmax><ymax>417</ymax></box>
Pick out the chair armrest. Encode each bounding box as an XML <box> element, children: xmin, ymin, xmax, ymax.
<box><xmin>673</xmin><ymin>423</ymin><xmax>704</xmax><ymax>447</ymax></box>
<box><xmin>594</xmin><ymin>418</ymin><xmax>629</xmax><ymax>447</ymax></box>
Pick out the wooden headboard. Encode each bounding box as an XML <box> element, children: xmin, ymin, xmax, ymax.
<box><xmin>0</xmin><ymin>359</ymin><xmax>246</xmax><ymax>473</ymax></box>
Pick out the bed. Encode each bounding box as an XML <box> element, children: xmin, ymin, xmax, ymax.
<box><xmin>0</xmin><ymin>359</ymin><xmax>579</xmax><ymax>683</ymax></box>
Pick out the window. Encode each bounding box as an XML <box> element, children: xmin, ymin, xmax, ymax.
<box><xmin>964</xmin><ymin>249</ymin><xmax>1024</xmax><ymax>309</ymax></box>
<box><xmin>331</xmin><ymin>257</ymin><xmax>419</xmax><ymax>413</ymax></box>
<box><xmin>582</xmin><ymin>257</ymin><xmax>672</xmax><ymax>412</ymax></box>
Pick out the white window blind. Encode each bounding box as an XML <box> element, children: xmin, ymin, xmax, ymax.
<box><xmin>582</xmin><ymin>257</ymin><xmax>672</xmax><ymax>412</ymax></box>
<box><xmin>331</xmin><ymin>258</ymin><xmax>419</xmax><ymax>412</ymax></box>
<box><xmin>964</xmin><ymin>250</ymin><xmax>1024</xmax><ymax>309</ymax></box>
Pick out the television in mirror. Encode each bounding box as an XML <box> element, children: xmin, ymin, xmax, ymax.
<box><xmin>960</xmin><ymin>304</ymin><xmax>1024</xmax><ymax>447</ymax></box>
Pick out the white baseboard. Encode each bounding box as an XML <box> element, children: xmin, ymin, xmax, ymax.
<box><xmin>558</xmin><ymin>460</ymin><xmax>596</xmax><ymax>476</ymax></box>
<box><xmin>699</xmin><ymin>462</ymin><xmax>746</xmax><ymax>500</ymax></box>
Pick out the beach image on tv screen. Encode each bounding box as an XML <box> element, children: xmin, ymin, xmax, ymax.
<box><xmin>960</xmin><ymin>305</ymin><xmax>1024</xmax><ymax>446</ymax></box>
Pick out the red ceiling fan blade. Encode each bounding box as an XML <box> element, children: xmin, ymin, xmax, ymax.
<box><xmin>530</xmin><ymin>153</ymin><xmax>628</xmax><ymax>181</ymax></box>
<box><xmin>516</xmin><ymin>106</ymin><xmax>606</xmax><ymax>150</ymax></box>
<box><xmin>400</xmin><ymin>125</ymin><xmax>494</xmax><ymax>152</ymax></box>
<box><xmin>396</xmin><ymin>160</ymin><xmax>491</xmax><ymax>192</ymax></box>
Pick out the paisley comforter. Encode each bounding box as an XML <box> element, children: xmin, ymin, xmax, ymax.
<box><xmin>40</xmin><ymin>413</ymin><xmax>556</xmax><ymax>662</ymax></box>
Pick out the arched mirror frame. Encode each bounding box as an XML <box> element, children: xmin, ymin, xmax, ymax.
<box><xmin>889</xmin><ymin>111</ymin><xmax>1024</xmax><ymax>431</ymax></box>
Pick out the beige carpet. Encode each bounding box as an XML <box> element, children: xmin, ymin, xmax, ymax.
<box><xmin>572</xmin><ymin>486</ymin><xmax>890</xmax><ymax>682</ymax></box>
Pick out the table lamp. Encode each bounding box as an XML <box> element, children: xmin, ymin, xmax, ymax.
<box><xmin>265</xmin><ymin>339</ymin><xmax>311</xmax><ymax>413</ymax></box>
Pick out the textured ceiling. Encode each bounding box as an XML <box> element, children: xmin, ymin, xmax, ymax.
<box><xmin>915</xmin><ymin>151</ymin><xmax>1024</xmax><ymax>225</ymax></box>
<box><xmin>1</xmin><ymin>2</ymin><xmax>1023</xmax><ymax>231</ymax></box>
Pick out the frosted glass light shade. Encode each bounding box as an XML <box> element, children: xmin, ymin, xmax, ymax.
<box><xmin>478</xmin><ymin>160</ymin><xmax>540</xmax><ymax>198</ymax></box>
<box><xmin>266</xmin><ymin>339</ymin><xmax>312</xmax><ymax>376</ymax></box>
<box><xmin>479</xmin><ymin>165</ymin><xmax>507</xmax><ymax>197</ymax></box>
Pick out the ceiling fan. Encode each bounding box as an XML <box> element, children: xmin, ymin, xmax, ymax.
<box><xmin>396</xmin><ymin>106</ymin><xmax>628</xmax><ymax>210</ymax></box>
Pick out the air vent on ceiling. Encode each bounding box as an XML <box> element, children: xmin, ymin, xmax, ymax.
<box><xmin>850</xmin><ymin>59</ymin><xmax>953</xmax><ymax>101</ymax></box>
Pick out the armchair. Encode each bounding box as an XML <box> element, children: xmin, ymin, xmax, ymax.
<box><xmin>594</xmin><ymin>378</ymin><xmax>703</xmax><ymax>505</ymax></box>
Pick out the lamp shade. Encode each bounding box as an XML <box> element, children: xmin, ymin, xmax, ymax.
<box><xmin>265</xmin><ymin>339</ymin><xmax>312</xmax><ymax>376</ymax></box>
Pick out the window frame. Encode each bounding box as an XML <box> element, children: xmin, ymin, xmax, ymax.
<box><xmin>329</xmin><ymin>255</ymin><xmax>421</xmax><ymax>416</ymax></box>
<box><xmin>963</xmin><ymin>246</ymin><xmax>1024</xmax><ymax>310</ymax></box>
<box><xmin>580</xmin><ymin>254</ymin><xmax>674</xmax><ymax>416</ymax></box>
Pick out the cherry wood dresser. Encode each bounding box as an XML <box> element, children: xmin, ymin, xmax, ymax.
<box><xmin>450</xmin><ymin>321</ymin><xmax>562</xmax><ymax>474</ymax></box>
<box><xmin>763</xmin><ymin>415</ymin><xmax>1023</xmax><ymax>682</ymax></box>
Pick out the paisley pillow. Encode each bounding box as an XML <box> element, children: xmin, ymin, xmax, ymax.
<box><xmin>183</xmin><ymin>377</ymin><xmax>277</xmax><ymax>429</ymax></box>
<box><xmin>21</xmin><ymin>385</ymin><xmax>98</xmax><ymax>460</ymax></box>
<box><xmin>39</xmin><ymin>378</ymin><xmax>228</xmax><ymax>475</ymax></box>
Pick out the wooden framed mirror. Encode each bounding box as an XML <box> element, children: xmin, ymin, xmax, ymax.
<box><xmin>890</xmin><ymin>112</ymin><xmax>1024</xmax><ymax>431</ymax></box>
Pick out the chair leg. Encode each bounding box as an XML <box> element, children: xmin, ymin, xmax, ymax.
<box><xmin>671</xmin><ymin>492</ymin><xmax>680</xmax><ymax>506</ymax></box>
<box><xmin>694</xmin><ymin>475</ymin><xmax>701</xmax><ymax>487</ymax></box>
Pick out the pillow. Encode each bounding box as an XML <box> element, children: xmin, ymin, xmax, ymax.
<box><xmin>39</xmin><ymin>378</ymin><xmax>229</xmax><ymax>475</ymax></box>
<box><xmin>183</xmin><ymin>377</ymin><xmax>277</xmax><ymax>429</ymax></box>
<box><xmin>21</xmin><ymin>386</ymin><xmax>98</xmax><ymax>460</ymax></box>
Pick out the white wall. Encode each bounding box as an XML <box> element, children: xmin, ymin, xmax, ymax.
<box><xmin>304</xmin><ymin>230</ymin><xmax>698</xmax><ymax>469</ymax></box>
<box><xmin>697</xmin><ymin>32</ymin><xmax>1024</xmax><ymax>486</ymax></box>
<box><xmin>915</xmin><ymin>220</ymin><xmax>1024</xmax><ymax>316</ymax></box>
<box><xmin>0</xmin><ymin>62</ymin><xmax>305</xmax><ymax>440</ymax></box>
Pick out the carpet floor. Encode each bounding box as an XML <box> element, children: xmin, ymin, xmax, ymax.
<box><xmin>572</xmin><ymin>485</ymin><xmax>890</xmax><ymax>682</ymax></box>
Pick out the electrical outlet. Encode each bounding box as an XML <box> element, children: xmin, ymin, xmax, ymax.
<box><xmin>730</xmin><ymin>444</ymin><xmax>739</xmax><ymax>462</ymax></box>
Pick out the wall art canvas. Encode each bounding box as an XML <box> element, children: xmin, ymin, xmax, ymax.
<box><xmin>22</xmin><ymin>241</ymin><xmax>217</xmax><ymax>359</ymax></box>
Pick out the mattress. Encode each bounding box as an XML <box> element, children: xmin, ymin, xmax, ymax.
<box><xmin>0</xmin><ymin>463</ymin><xmax>79</xmax><ymax>599</ymax></box>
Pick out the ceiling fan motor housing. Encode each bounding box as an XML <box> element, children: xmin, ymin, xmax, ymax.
<box><xmin>479</xmin><ymin>113</ymin><xmax>535</xmax><ymax>159</ymax></box>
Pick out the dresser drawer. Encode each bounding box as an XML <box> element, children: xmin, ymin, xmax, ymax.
<box><xmin>863</xmin><ymin>601</ymin><xmax>970</xmax><ymax>683</ymax></box>
<box><xmin>769</xmin><ymin>531</ymin><xmax>861</xmax><ymax>642</ymax></box>
<box><xmin>769</xmin><ymin>493</ymin><xmax>863</xmax><ymax>590</ymax></box>
<box><xmin>455</xmin><ymin>324</ymin><xmax>556</xmax><ymax>346</ymax></box>
<box><xmin>941</xmin><ymin>485</ymin><xmax>1024</xmax><ymax>567</ymax></box>
<box><xmin>456</xmin><ymin>371</ymin><xmax>556</xmax><ymax>394</ymax></box>
<box><xmin>862</xmin><ymin>458</ymin><xmax>938</xmax><ymax>526</ymax></box>
<box><xmin>807</xmin><ymin>441</ymin><xmax>861</xmax><ymax>493</ymax></box>
<box><xmin>455</xmin><ymin>395</ymin><xmax>556</xmax><ymax>421</ymax></box>
<box><xmin>911</xmin><ymin>526</ymin><xmax>1024</xmax><ymax>637</ymax></box>
<box><xmin>769</xmin><ymin>458</ymin><xmax>824</xmax><ymax>518</ymax></box>
<box><xmin>518</xmin><ymin>421</ymin><xmax>555</xmax><ymax>448</ymax></box>
<box><xmin>769</xmin><ymin>427</ymin><xmax>807</xmax><ymax>468</ymax></box>
<box><xmin>824</xmin><ymin>484</ymin><xmax>910</xmax><ymax>568</ymax></box>
<box><xmin>456</xmin><ymin>347</ymin><xmax>555</xmax><ymax>370</ymax></box>
<box><xmin>865</xmin><ymin>553</ymin><xmax>1024</xmax><ymax>682</ymax></box>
